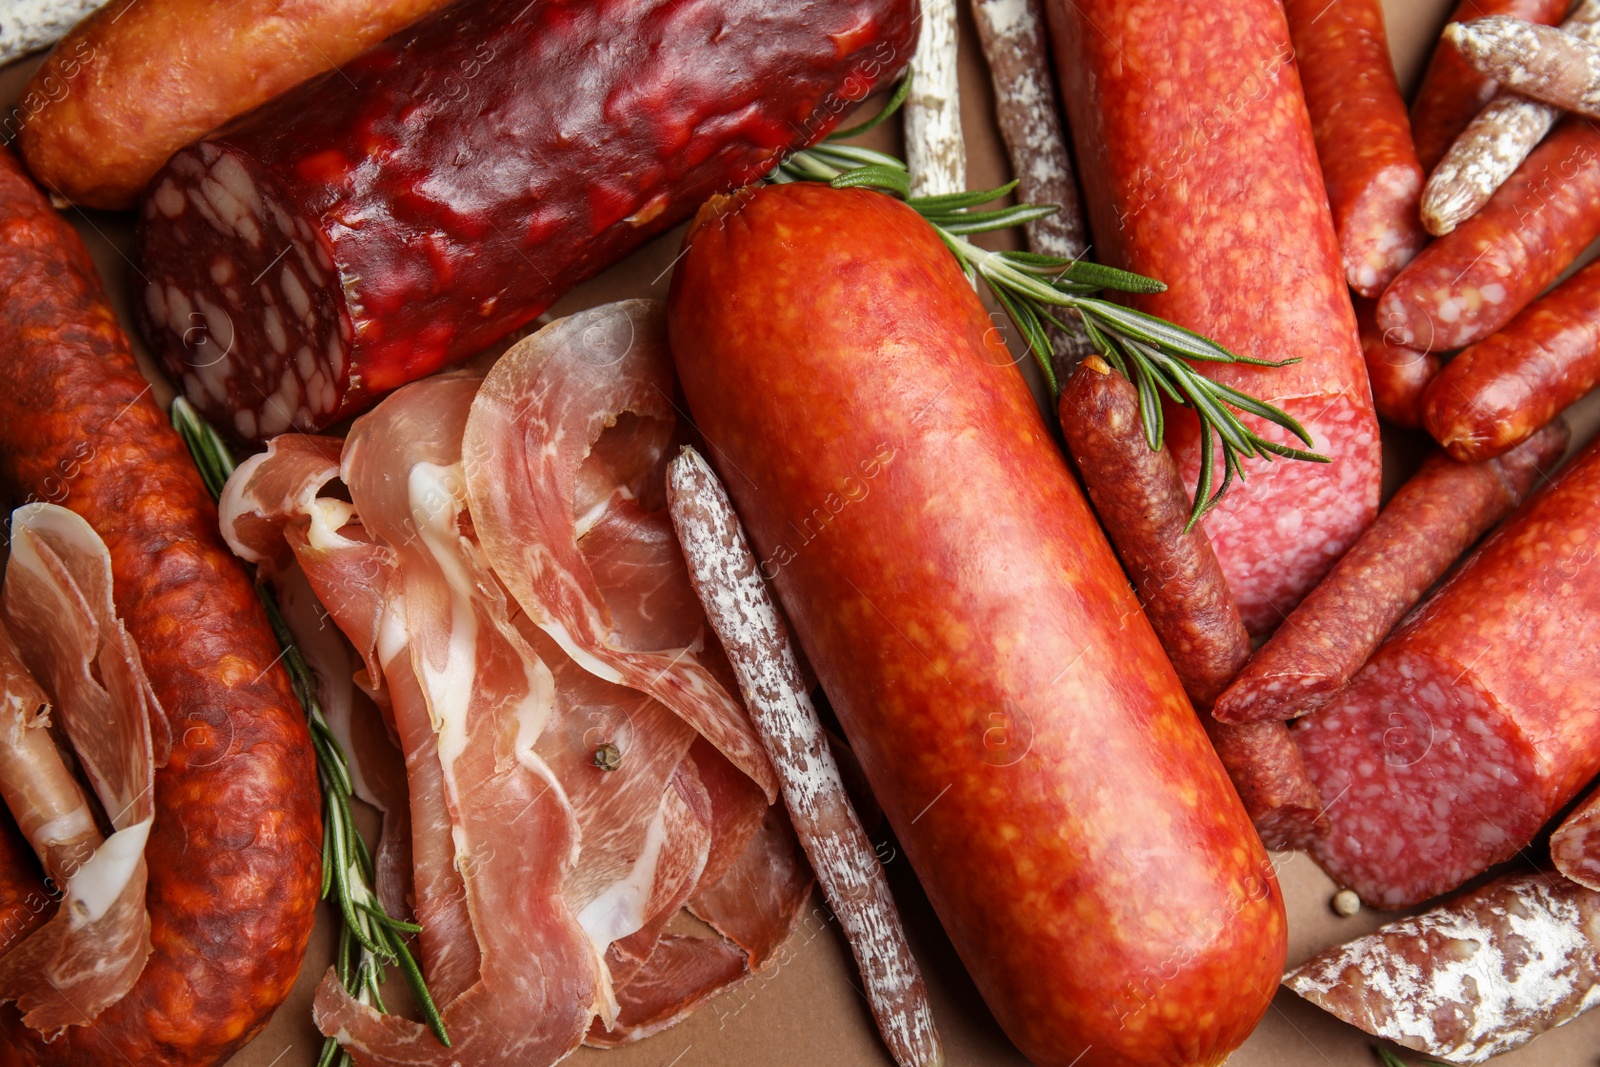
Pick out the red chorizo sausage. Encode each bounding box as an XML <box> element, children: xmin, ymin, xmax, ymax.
<box><xmin>1214</xmin><ymin>423</ymin><xmax>1567</xmax><ymax>726</ymax></box>
<box><xmin>1422</xmin><ymin>257</ymin><xmax>1600</xmax><ymax>462</ymax></box>
<box><xmin>1410</xmin><ymin>0</ymin><xmax>1571</xmax><ymax>174</ymax></box>
<box><xmin>1377</xmin><ymin>117</ymin><xmax>1600</xmax><ymax>354</ymax></box>
<box><xmin>1043</xmin><ymin>0</ymin><xmax>1382</xmax><ymax>637</ymax></box>
<box><xmin>1058</xmin><ymin>356</ymin><xmax>1326</xmax><ymax>851</ymax></box>
<box><xmin>1355</xmin><ymin>295</ymin><xmax>1441</xmax><ymax>430</ymax></box>
<box><xmin>668</xmin><ymin>182</ymin><xmax>1286</xmax><ymax>1067</ymax></box>
<box><xmin>1295</xmin><ymin>433</ymin><xmax>1600</xmax><ymax>908</ymax></box>
<box><xmin>133</xmin><ymin>0</ymin><xmax>916</xmax><ymax>442</ymax></box>
<box><xmin>13</xmin><ymin>0</ymin><xmax>455</xmax><ymax>210</ymax></box>
<box><xmin>0</xmin><ymin>812</ymin><xmax>48</xmax><ymax>964</ymax></box>
<box><xmin>1284</xmin><ymin>0</ymin><xmax>1428</xmax><ymax>297</ymax></box>
<box><xmin>0</xmin><ymin>148</ymin><xmax>320</xmax><ymax>1065</ymax></box>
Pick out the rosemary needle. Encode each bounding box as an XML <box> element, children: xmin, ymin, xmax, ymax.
<box><xmin>170</xmin><ymin>399</ymin><xmax>450</xmax><ymax>1063</ymax></box>
<box><xmin>770</xmin><ymin>71</ymin><xmax>1329</xmax><ymax>530</ymax></box>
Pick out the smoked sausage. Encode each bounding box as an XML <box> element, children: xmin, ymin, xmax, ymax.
<box><xmin>1354</xmin><ymin>295</ymin><xmax>1440</xmax><ymax>429</ymax></box>
<box><xmin>1058</xmin><ymin>356</ymin><xmax>1326</xmax><ymax>851</ymax></box>
<box><xmin>1379</xmin><ymin>117</ymin><xmax>1600</xmax><ymax>354</ymax></box>
<box><xmin>13</xmin><ymin>0</ymin><xmax>455</xmax><ymax>210</ymax></box>
<box><xmin>1296</xmin><ymin>433</ymin><xmax>1600</xmax><ymax>909</ymax></box>
<box><xmin>134</xmin><ymin>0</ymin><xmax>917</xmax><ymax>442</ymax></box>
<box><xmin>0</xmin><ymin>148</ymin><xmax>320</xmax><ymax>1064</ymax></box>
<box><xmin>1422</xmin><ymin>256</ymin><xmax>1600</xmax><ymax>462</ymax></box>
<box><xmin>1284</xmin><ymin>0</ymin><xmax>1427</xmax><ymax>297</ymax></box>
<box><xmin>1043</xmin><ymin>0</ymin><xmax>1382</xmax><ymax>636</ymax></box>
<box><xmin>1409</xmin><ymin>0</ymin><xmax>1570</xmax><ymax>173</ymax></box>
<box><xmin>668</xmin><ymin>182</ymin><xmax>1286</xmax><ymax>1067</ymax></box>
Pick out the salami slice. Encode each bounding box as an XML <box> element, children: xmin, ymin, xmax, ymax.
<box><xmin>1554</xmin><ymin>789</ymin><xmax>1600</xmax><ymax>890</ymax></box>
<box><xmin>1044</xmin><ymin>0</ymin><xmax>1382</xmax><ymax>636</ymax></box>
<box><xmin>1296</xmin><ymin>434</ymin><xmax>1600</xmax><ymax>908</ymax></box>
<box><xmin>1285</xmin><ymin>871</ymin><xmax>1600</xmax><ymax>1064</ymax></box>
<box><xmin>134</xmin><ymin>0</ymin><xmax>915</xmax><ymax>441</ymax></box>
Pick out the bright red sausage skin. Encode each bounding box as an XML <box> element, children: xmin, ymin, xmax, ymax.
<box><xmin>134</xmin><ymin>0</ymin><xmax>916</xmax><ymax>441</ymax></box>
<box><xmin>668</xmin><ymin>184</ymin><xmax>1285</xmax><ymax>1067</ymax></box>
<box><xmin>1044</xmin><ymin>0</ymin><xmax>1381</xmax><ymax>636</ymax></box>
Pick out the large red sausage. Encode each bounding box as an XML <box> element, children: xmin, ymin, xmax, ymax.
<box><xmin>134</xmin><ymin>0</ymin><xmax>916</xmax><ymax>442</ymax></box>
<box><xmin>1409</xmin><ymin>0</ymin><xmax>1571</xmax><ymax>174</ymax></box>
<box><xmin>0</xmin><ymin>148</ymin><xmax>321</xmax><ymax>1065</ymax></box>
<box><xmin>1378</xmin><ymin>118</ymin><xmax>1600</xmax><ymax>354</ymax></box>
<box><xmin>1043</xmin><ymin>0</ymin><xmax>1382</xmax><ymax>636</ymax></box>
<box><xmin>1284</xmin><ymin>0</ymin><xmax>1427</xmax><ymax>297</ymax></box>
<box><xmin>1296</xmin><ymin>434</ymin><xmax>1600</xmax><ymax>908</ymax></box>
<box><xmin>668</xmin><ymin>182</ymin><xmax>1286</xmax><ymax>1067</ymax></box>
<box><xmin>1422</xmin><ymin>256</ymin><xmax>1600</xmax><ymax>462</ymax></box>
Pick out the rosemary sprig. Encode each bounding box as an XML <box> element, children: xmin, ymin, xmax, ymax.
<box><xmin>170</xmin><ymin>399</ymin><xmax>449</xmax><ymax>1063</ymax></box>
<box><xmin>1375</xmin><ymin>1047</ymin><xmax>1454</xmax><ymax>1067</ymax></box>
<box><xmin>772</xmin><ymin>74</ymin><xmax>1329</xmax><ymax>529</ymax></box>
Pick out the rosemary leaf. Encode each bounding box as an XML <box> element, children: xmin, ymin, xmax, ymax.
<box><xmin>1061</xmin><ymin>259</ymin><xmax>1167</xmax><ymax>294</ymax></box>
<box><xmin>908</xmin><ymin>180</ymin><xmax>1019</xmax><ymax>213</ymax></box>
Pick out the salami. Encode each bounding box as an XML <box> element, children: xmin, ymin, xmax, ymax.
<box><xmin>1284</xmin><ymin>0</ymin><xmax>1428</xmax><ymax>297</ymax></box>
<box><xmin>134</xmin><ymin>0</ymin><xmax>916</xmax><ymax>443</ymax></box>
<box><xmin>1354</xmin><ymin>295</ymin><xmax>1440</xmax><ymax>429</ymax></box>
<box><xmin>1554</xmin><ymin>789</ymin><xmax>1600</xmax><ymax>890</ymax></box>
<box><xmin>1409</xmin><ymin>0</ymin><xmax>1570</xmax><ymax>173</ymax></box>
<box><xmin>1285</xmin><ymin>871</ymin><xmax>1600</xmax><ymax>1064</ymax></box>
<box><xmin>0</xmin><ymin>148</ymin><xmax>320</xmax><ymax>1065</ymax></box>
<box><xmin>1380</xmin><ymin>117</ymin><xmax>1600</xmax><ymax>353</ymax></box>
<box><xmin>1448</xmin><ymin>15</ymin><xmax>1600</xmax><ymax>118</ymax></box>
<box><xmin>1296</xmin><ymin>434</ymin><xmax>1600</xmax><ymax>909</ymax></box>
<box><xmin>668</xmin><ymin>182</ymin><xmax>1285</xmax><ymax>1067</ymax></box>
<box><xmin>0</xmin><ymin>0</ymin><xmax>98</xmax><ymax>64</ymax></box>
<box><xmin>1214</xmin><ymin>424</ymin><xmax>1567</xmax><ymax>726</ymax></box>
<box><xmin>1058</xmin><ymin>356</ymin><xmax>1326</xmax><ymax>851</ymax></box>
<box><xmin>1422</xmin><ymin>257</ymin><xmax>1600</xmax><ymax>463</ymax></box>
<box><xmin>1044</xmin><ymin>0</ymin><xmax>1382</xmax><ymax>636</ymax></box>
<box><xmin>14</xmin><ymin>0</ymin><xmax>454</xmax><ymax>210</ymax></box>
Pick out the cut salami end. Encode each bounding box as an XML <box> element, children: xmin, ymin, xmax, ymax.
<box><xmin>1299</xmin><ymin>649</ymin><xmax>1543</xmax><ymax>909</ymax></box>
<box><xmin>138</xmin><ymin>143</ymin><xmax>352</xmax><ymax>441</ymax></box>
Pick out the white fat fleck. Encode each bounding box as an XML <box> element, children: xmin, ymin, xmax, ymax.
<box><xmin>281</xmin><ymin>265</ymin><xmax>312</xmax><ymax>324</ymax></box>
<box><xmin>209</xmin><ymin>258</ymin><xmax>235</xmax><ymax>285</ymax></box>
<box><xmin>165</xmin><ymin>285</ymin><xmax>192</xmax><ymax>340</ymax></box>
<box><xmin>65</xmin><ymin>818</ymin><xmax>151</xmax><ymax>928</ymax></box>
<box><xmin>153</xmin><ymin>180</ymin><xmax>185</xmax><ymax>219</ymax></box>
<box><xmin>576</xmin><ymin>799</ymin><xmax>669</xmax><ymax>951</ymax></box>
<box><xmin>144</xmin><ymin>281</ymin><xmax>167</xmax><ymax>325</ymax></box>
<box><xmin>234</xmin><ymin>409</ymin><xmax>257</xmax><ymax>440</ymax></box>
<box><xmin>263</xmin><ymin>305</ymin><xmax>288</xmax><ymax>356</ymax></box>
<box><xmin>295</xmin><ymin>345</ymin><xmax>316</xmax><ymax>380</ymax></box>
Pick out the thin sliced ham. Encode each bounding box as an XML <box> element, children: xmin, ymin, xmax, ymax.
<box><xmin>462</xmin><ymin>299</ymin><xmax>777</xmax><ymax>802</ymax></box>
<box><xmin>0</xmin><ymin>504</ymin><xmax>161</xmax><ymax>1032</ymax></box>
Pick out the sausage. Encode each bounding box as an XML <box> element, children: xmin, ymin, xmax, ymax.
<box><xmin>1214</xmin><ymin>423</ymin><xmax>1567</xmax><ymax>725</ymax></box>
<box><xmin>1448</xmin><ymin>15</ymin><xmax>1600</xmax><ymax>118</ymax></box>
<box><xmin>1422</xmin><ymin>257</ymin><xmax>1600</xmax><ymax>463</ymax></box>
<box><xmin>1379</xmin><ymin>117</ymin><xmax>1600</xmax><ymax>353</ymax></box>
<box><xmin>1409</xmin><ymin>0</ymin><xmax>1570</xmax><ymax>173</ymax></box>
<box><xmin>134</xmin><ymin>0</ymin><xmax>917</xmax><ymax>444</ymax></box>
<box><xmin>1043</xmin><ymin>0</ymin><xmax>1382</xmax><ymax>637</ymax></box>
<box><xmin>1354</xmin><ymin>295</ymin><xmax>1440</xmax><ymax>429</ymax></box>
<box><xmin>0</xmin><ymin>148</ymin><xmax>320</xmax><ymax>1064</ymax></box>
<box><xmin>1284</xmin><ymin>0</ymin><xmax>1427</xmax><ymax>297</ymax></box>
<box><xmin>1554</xmin><ymin>788</ymin><xmax>1600</xmax><ymax>890</ymax></box>
<box><xmin>668</xmin><ymin>182</ymin><xmax>1286</xmax><ymax>1067</ymax></box>
<box><xmin>1294</xmin><ymin>432</ymin><xmax>1600</xmax><ymax>909</ymax></box>
<box><xmin>11</xmin><ymin>0</ymin><xmax>455</xmax><ymax>210</ymax></box>
<box><xmin>0</xmin><ymin>811</ymin><xmax>47</xmax><ymax>962</ymax></box>
<box><xmin>666</xmin><ymin>447</ymin><xmax>941</xmax><ymax>1067</ymax></box>
<box><xmin>1058</xmin><ymin>356</ymin><xmax>1326</xmax><ymax>851</ymax></box>
<box><xmin>1285</xmin><ymin>870</ymin><xmax>1600</xmax><ymax>1064</ymax></box>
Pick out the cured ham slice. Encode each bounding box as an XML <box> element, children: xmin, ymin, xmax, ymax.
<box><xmin>0</xmin><ymin>504</ymin><xmax>161</xmax><ymax>1032</ymax></box>
<box><xmin>462</xmin><ymin>299</ymin><xmax>776</xmax><ymax>801</ymax></box>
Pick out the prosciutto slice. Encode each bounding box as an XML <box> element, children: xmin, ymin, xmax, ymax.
<box><xmin>0</xmin><ymin>504</ymin><xmax>161</xmax><ymax>1032</ymax></box>
<box><xmin>462</xmin><ymin>299</ymin><xmax>776</xmax><ymax>801</ymax></box>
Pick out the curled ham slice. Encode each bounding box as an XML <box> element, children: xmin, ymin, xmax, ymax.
<box><xmin>462</xmin><ymin>299</ymin><xmax>777</xmax><ymax>802</ymax></box>
<box><xmin>0</xmin><ymin>504</ymin><xmax>161</xmax><ymax>1032</ymax></box>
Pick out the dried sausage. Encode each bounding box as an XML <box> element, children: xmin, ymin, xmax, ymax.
<box><xmin>134</xmin><ymin>0</ymin><xmax>917</xmax><ymax>442</ymax></box>
<box><xmin>1285</xmin><ymin>0</ymin><xmax>1428</xmax><ymax>296</ymax></box>
<box><xmin>1355</xmin><ymin>295</ymin><xmax>1440</xmax><ymax>429</ymax></box>
<box><xmin>0</xmin><ymin>148</ymin><xmax>320</xmax><ymax>1065</ymax></box>
<box><xmin>668</xmin><ymin>182</ymin><xmax>1286</xmax><ymax>1067</ymax></box>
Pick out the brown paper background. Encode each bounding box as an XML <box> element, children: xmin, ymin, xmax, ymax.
<box><xmin>5</xmin><ymin>0</ymin><xmax>1600</xmax><ymax>1063</ymax></box>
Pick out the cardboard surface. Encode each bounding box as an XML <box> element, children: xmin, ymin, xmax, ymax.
<box><xmin>4</xmin><ymin>1</ymin><xmax>1600</xmax><ymax>1064</ymax></box>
